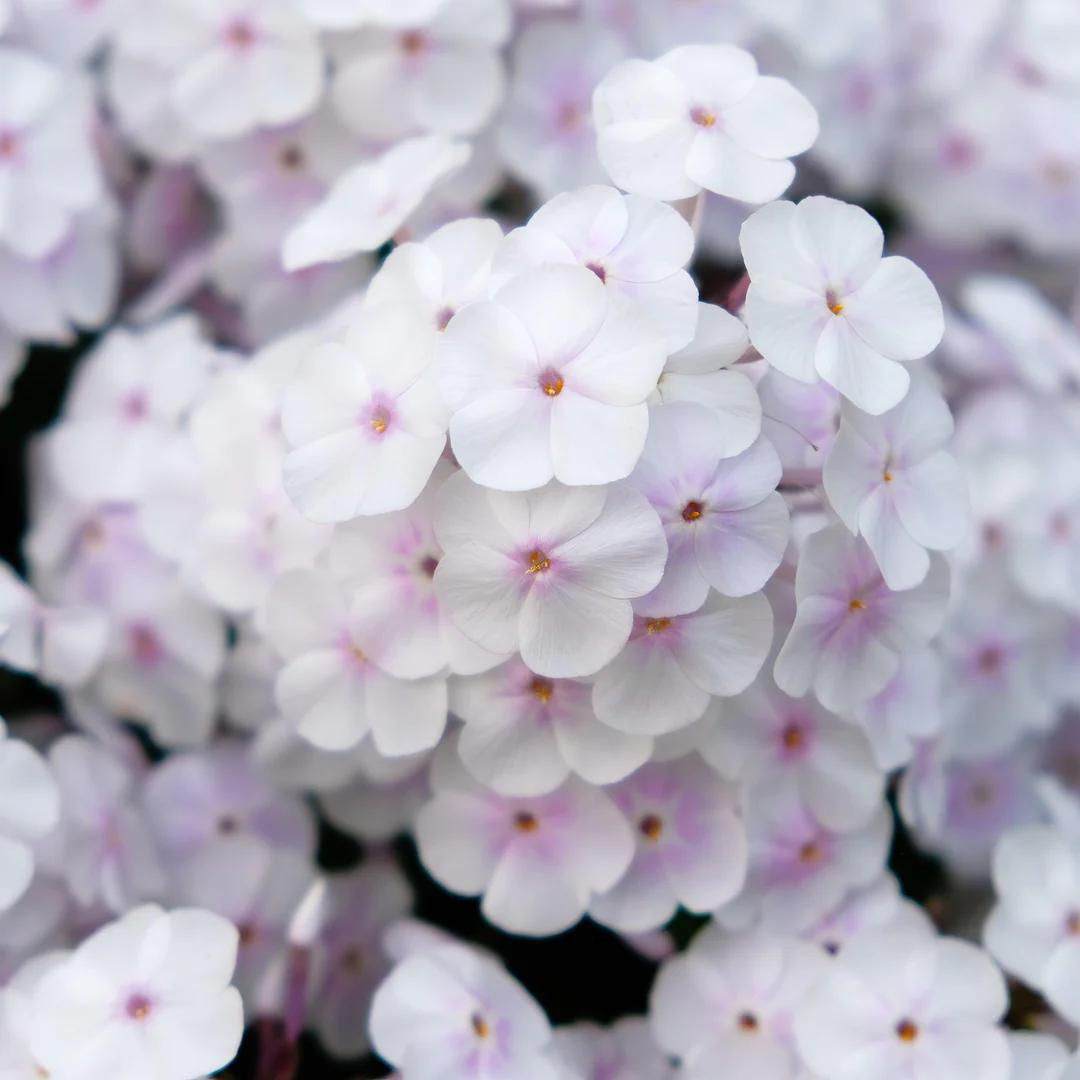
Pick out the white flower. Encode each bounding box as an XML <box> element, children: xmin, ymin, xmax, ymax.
<box><xmin>453</xmin><ymin>657</ymin><xmax>653</xmax><ymax>795</ymax></box>
<box><xmin>331</xmin><ymin>0</ymin><xmax>511</xmax><ymax>141</ymax></box>
<box><xmin>370</xmin><ymin>941</ymin><xmax>557</xmax><ymax>1079</ymax></box>
<box><xmin>589</xmin><ymin>756</ymin><xmax>747</xmax><ymax>933</ymax></box>
<box><xmin>281</xmin><ymin>303</ymin><xmax>448</xmax><ymax>522</ymax></box>
<box><xmin>741</xmin><ymin>196</ymin><xmax>944</xmax><ymax>415</ymax></box>
<box><xmin>592</xmin><ymin>592</ymin><xmax>773</xmax><ymax>736</ymax></box>
<box><xmin>439</xmin><ymin>265</ymin><xmax>666</xmax><ymax>490</ymax></box>
<box><xmin>433</xmin><ymin>473</ymin><xmax>668</xmax><ymax>678</ymax></box>
<box><xmin>628</xmin><ymin>404</ymin><xmax>788</xmax><ymax>613</ymax></box>
<box><xmin>547</xmin><ymin>1018</ymin><xmax>676</xmax><ymax>1080</ymax></box>
<box><xmin>131</xmin><ymin>0</ymin><xmax>323</xmax><ymax>141</ymax></box>
<box><xmin>298</xmin><ymin>0</ymin><xmax>449</xmax><ymax>29</ymax></box>
<box><xmin>824</xmin><ymin>378</ymin><xmax>969</xmax><ymax>589</ymax></box>
<box><xmin>0</xmin><ymin>48</ymin><xmax>101</xmax><ymax>260</ymax></box>
<box><xmin>774</xmin><ymin>525</ymin><xmax>950</xmax><ymax>713</ymax></box>
<box><xmin>650</xmin><ymin>925</ymin><xmax>824</xmax><ymax>1080</ymax></box>
<box><xmin>415</xmin><ymin>746</ymin><xmax>633</xmax><ymax>935</ymax></box>
<box><xmin>282</xmin><ymin>134</ymin><xmax>471</xmax><ymax>270</ymax></box>
<box><xmin>0</xmin><ymin>719</ymin><xmax>58</xmax><ymax>914</ymax></box>
<box><xmin>29</xmin><ymin>905</ymin><xmax>244</xmax><ymax>1080</ymax></box>
<box><xmin>263</xmin><ymin>567</ymin><xmax>449</xmax><ymax>755</ymax></box>
<box><xmin>491</xmin><ymin>185</ymin><xmax>698</xmax><ymax>352</ymax></box>
<box><xmin>593</xmin><ymin>44</ymin><xmax>818</xmax><ymax>203</ymax></box>
<box><xmin>794</xmin><ymin>919</ymin><xmax>1009</xmax><ymax>1080</ymax></box>
<box><xmin>0</xmin><ymin>952</ymin><xmax>67</xmax><ymax>1079</ymax></box>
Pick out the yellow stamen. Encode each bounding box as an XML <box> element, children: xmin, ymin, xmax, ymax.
<box><xmin>542</xmin><ymin>375</ymin><xmax>564</xmax><ymax>397</ymax></box>
<box><xmin>848</xmin><ymin>598</ymin><xmax>866</xmax><ymax>612</ymax></box>
<box><xmin>828</xmin><ymin>301</ymin><xmax>845</xmax><ymax>315</ymax></box>
<box><xmin>471</xmin><ymin>1012</ymin><xmax>491</xmax><ymax>1039</ymax></box>
<box><xmin>896</xmin><ymin>1019</ymin><xmax>918</xmax><ymax>1043</ymax></box>
<box><xmin>639</xmin><ymin>814</ymin><xmax>663</xmax><ymax>841</ymax></box>
<box><xmin>682</xmin><ymin>500</ymin><xmax>704</xmax><ymax>522</ymax></box>
<box><xmin>371</xmin><ymin>416</ymin><xmax>388</xmax><ymax>433</ymax></box>
<box><xmin>514</xmin><ymin>811</ymin><xmax>539</xmax><ymax>833</ymax></box>
<box><xmin>526</xmin><ymin>550</ymin><xmax>551</xmax><ymax>574</ymax></box>
<box><xmin>646</xmin><ymin>617</ymin><xmax>673</xmax><ymax>635</ymax></box>
<box><xmin>530</xmin><ymin>676</ymin><xmax>554</xmax><ymax>702</ymax></box>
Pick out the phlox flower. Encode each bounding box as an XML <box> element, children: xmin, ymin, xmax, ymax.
<box><xmin>370</xmin><ymin>941</ymin><xmax>557</xmax><ymax>1079</ymax></box>
<box><xmin>593</xmin><ymin>44</ymin><xmax>818</xmax><ymax>203</ymax></box>
<box><xmin>589</xmin><ymin>756</ymin><xmax>747</xmax><ymax>934</ymax></box>
<box><xmin>774</xmin><ymin>525</ymin><xmax>950</xmax><ymax>713</ymax></box>
<box><xmin>438</xmin><ymin>265</ymin><xmax>666</xmax><ymax>490</ymax></box>
<box><xmin>824</xmin><ymin>378</ymin><xmax>968</xmax><ymax>589</ymax></box>
<box><xmin>452</xmin><ymin>657</ymin><xmax>653</xmax><ymax>796</ymax></box>
<box><xmin>415</xmin><ymin>747</ymin><xmax>633</xmax><ymax>936</ymax></box>
<box><xmin>742</xmin><ymin>196</ymin><xmax>944</xmax><ymax>414</ymax></box>
<box><xmin>491</xmin><ymin>184</ymin><xmax>698</xmax><ymax>352</ymax></box>
<box><xmin>794</xmin><ymin>918</ymin><xmax>1010</xmax><ymax>1080</ymax></box>
<box><xmin>704</xmin><ymin>669</ymin><xmax>884</xmax><ymax>832</ymax></box>
<box><xmin>591</xmin><ymin>592</ymin><xmax>773</xmax><ymax>736</ymax></box>
<box><xmin>0</xmin><ymin>953</ymin><xmax>66</xmax><ymax>1080</ymax></box>
<box><xmin>331</xmin><ymin>0</ymin><xmax>511</xmax><ymax>141</ymax></box>
<box><xmin>263</xmin><ymin>567</ymin><xmax>449</xmax><ymax>755</ymax></box>
<box><xmin>650</xmin><ymin>925</ymin><xmax>825</xmax><ymax>1080</ymax></box>
<box><xmin>280</xmin><ymin>302</ymin><xmax>448</xmax><ymax>522</ymax></box>
<box><xmin>29</xmin><ymin>904</ymin><xmax>244</xmax><ymax>1080</ymax></box>
<box><xmin>298</xmin><ymin>0</ymin><xmax>450</xmax><ymax>30</ymax></box>
<box><xmin>433</xmin><ymin>473</ymin><xmax>667</xmax><ymax>678</ymax></box>
<box><xmin>628</xmin><ymin>403</ymin><xmax>788</xmax><ymax>613</ymax></box>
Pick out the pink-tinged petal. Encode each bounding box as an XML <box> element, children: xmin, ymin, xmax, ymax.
<box><xmin>685</xmin><ymin>131</ymin><xmax>796</xmax><ymax>203</ymax></box>
<box><xmin>744</xmin><ymin>277</ymin><xmax>830</xmax><ymax>384</ymax></box>
<box><xmin>814</xmin><ymin>616</ymin><xmax>901</xmax><ymax>712</ymax></box>
<box><xmin>721</xmin><ymin>76</ymin><xmax>818</xmax><ymax>159</ymax></box>
<box><xmin>675</xmin><ymin>591</ymin><xmax>773</xmax><ymax>696</ymax></box>
<box><xmin>814</xmin><ymin>316</ymin><xmax>910</xmax><ymax>416</ymax></box>
<box><xmin>858</xmin><ymin>485</ymin><xmax>932</xmax><ymax>591</ymax></box>
<box><xmin>519</xmin><ymin>579</ymin><xmax>632</xmax><ymax>678</ymax></box>
<box><xmin>277</xmin><ymin>653</ymin><xmax>368</xmax><ymax>751</ymax></box>
<box><xmin>793</xmin><ymin>196</ymin><xmax>884</xmax><ymax>294</ymax></box>
<box><xmin>550</xmin><ymin>394</ymin><xmax>648</xmax><ymax>486</ymax></box>
<box><xmin>694</xmin><ymin>497</ymin><xmax>789</xmax><ymax>598</ymax></box>
<box><xmin>550</xmin><ymin>485</ymin><xmax>668</xmax><ymax>598</ymax></box>
<box><xmin>433</xmin><ymin>543</ymin><xmax>524</xmax><ymax>656</ymax></box>
<box><xmin>449</xmin><ymin>388</ymin><xmax>555</xmax><ymax>491</ymax></box>
<box><xmin>844</xmin><ymin>257</ymin><xmax>944</xmax><ymax>361</ymax></box>
<box><xmin>890</xmin><ymin>454</ymin><xmax>969</xmax><ymax>551</ymax></box>
<box><xmin>590</xmin><ymin>848</ymin><xmax>679</xmax><ymax>932</ymax></box>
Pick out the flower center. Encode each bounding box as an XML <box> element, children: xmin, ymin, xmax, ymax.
<box><xmin>690</xmin><ymin>105</ymin><xmax>717</xmax><ymax>128</ymax></box>
<box><xmin>526</xmin><ymin>549</ymin><xmax>551</xmax><ymax>574</ymax></box>
<box><xmin>420</xmin><ymin>554</ymin><xmax>439</xmax><ymax>578</ymax></box>
<box><xmin>401</xmin><ymin>30</ymin><xmax>427</xmax><ymax>55</ymax></box>
<box><xmin>530</xmin><ymin>676</ymin><xmax>554</xmax><ymax>703</ymax></box>
<box><xmin>896</xmin><ymin>1018</ymin><xmax>919</xmax><ymax>1043</ymax></box>
<box><xmin>224</xmin><ymin>17</ymin><xmax>257</xmax><ymax>51</ymax></box>
<box><xmin>799</xmin><ymin>840</ymin><xmax>823</xmax><ymax>864</ymax></box>
<box><xmin>279</xmin><ymin>144</ymin><xmax>305</xmax><ymax>171</ymax></box>
<box><xmin>341</xmin><ymin>945</ymin><xmax>364</xmax><ymax>973</ymax></box>
<box><xmin>737</xmin><ymin>1011</ymin><xmax>759</xmax><ymax>1033</ymax></box>
<box><xmin>0</xmin><ymin>130</ymin><xmax>21</xmax><ymax>163</ymax></box>
<box><xmin>471</xmin><ymin>1012</ymin><xmax>491</xmax><ymax>1039</ymax></box>
<box><xmin>976</xmin><ymin>644</ymin><xmax>1004</xmax><ymax>675</ymax></box>
<box><xmin>125</xmin><ymin>993</ymin><xmax>154</xmax><ymax>1022</ymax></box>
<box><xmin>646</xmin><ymin>617</ymin><xmax>673</xmax><ymax>635</ymax></box>
<box><xmin>682</xmin><ymin>500</ymin><xmax>704</xmax><ymax>522</ymax></box>
<box><xmin>539</xmin><ymin>370</ymin><xmax>565</xmax><ymax>397</ymax></box>
<box><xmin>825</xmin><ymin>288</ymin><xmax>845</xmax><ymax>315</ymax></box>
<box><xmin>848</xmin><ymin>598</ymin><xmax>866</xmax><ymax>613</ymax></box>
<box><xmin>238</xmin><ymin>922</ymin><xmax>259</xmax><ymax>948</ymax></box>
<box><xmin>130</xmin><ymin>623</ymin><xmax>164</xmax><ymax>667</ymax></box>
<box><xmin>555</xmin><ymin>100</ymin><xmax>583</xmax><ymax>132</ymax></box>
<box><xmin>1065</xmin><ymin>912</ymin><xmax>1080</xmax><ymax>936</ymax></box>
<box><xmin>638</xmin><ymin>814</ymin><xmax>663</xmax><ymax>841</ymax></box>
<box><xmin>514</xmin><ymin>810</ymin><xmax>539</xmax><ymax>833</ymax></box>
<box><xmin>585</xmin><ymin>261</ymin><xmax>607</xmax><ymax>283</ymax></box>
<box><xmin>369</xmin><ymin>406</ymin><xmax>391</xmax><ymax>434</ymax></box>
<box><xmin>781</xmin><ymin>722</ymin><xmax>805</xmax><ymax>751</ymax></box>
<box><xmin>436</xmin><ymin>306</ymin><xmax>455</xmax><ymax>331</ymax></box>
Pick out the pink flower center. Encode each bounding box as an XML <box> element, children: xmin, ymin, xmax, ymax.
<box><xmin>435</xmin><ymin>306</ymin><xmax>455</xmax><ymax>331</ymax></box>
<box><xmin>121</xmin><ymin>391</ymin><xmax>148</xmax><ymax>422</ymax></box>
<box><xmin>539</xmin><ymin>369</ymin><xmax>565</xmax><ymax>397</ymax></box>
<box><xmin>825</xmin><ymin>288</ymin><xmax>845</xmax><ymax>315</ymax></box>
<box><xmin>401</xmin><ymin>31</ymin><xmax>427</xmax><ymax>56</ymax></box>
<box><xmin>125</xmin><ymin>993</ymin><xmax>154</xmax><ymax>1022</ymax></box>
<box><xmin>585</xmin><ymin>261</ymin><xmax>607</xmax><ymax>283</ymax></box>
<box><xmin>638</xmin><ymin>814</ymin><xmax>663</xmax><ymax>841</ymax></box>
<box><xmin>555</xmin><ymin>100</ymin><xmax>584</xmax><ymax>132</ymax></box>
<box><xmin>0</xmin><ymin>130</ymin><xmax>20</xmax><ymax>164</ymax></box>
<box><xmin>514</xmin><ymin>810</ymin><xmax>539</xmax><ymax>833</ymax></box>
<box><xmin>525</xmin><ymin>549</ymin><xmax>551</xmax><ymax>575</ymax></box>
<box><xmin>895</xmin><ymin>1018</ymin><xmax>919</xmax><ymax>1043</ymax></box>
<box><xmin>682</xmin><ymin>500</ymin><xmax>704</xmax><ymax>522</ymax></box>
<box><xmin>130</xmin><ymin>623</ymin><xmax>164</xmax><ymax>667</ymax></box>
<box><xmin>529</xmin><ymin>676</ymin><xmax>554</xmax><ymax>703</ymax></box>
<box><xmin>689</xmin><ymin>105</ymin><xmax>717</xmax><ymax>128</ymax></box>
<box><xmin>975</xmin><ymin>644</ymin><xmax>1005</xmax><ymax>676</ymax></box>
<box><xmin>224</xmin><ymin>17</ymin><xmax>257</xmax><ymax>51</ymax></box>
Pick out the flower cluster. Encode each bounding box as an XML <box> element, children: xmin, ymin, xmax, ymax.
<box><xmin>1</xmin><ymin>1</ymin><xmax>1080</xmax><ymax>1079</ymax></box>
